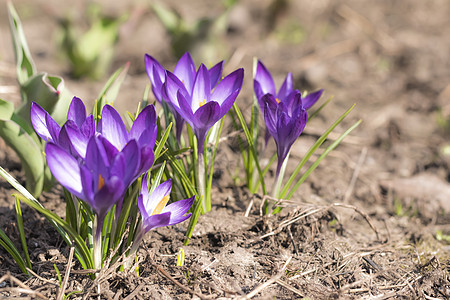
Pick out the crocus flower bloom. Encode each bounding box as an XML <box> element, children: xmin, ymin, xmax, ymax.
<box><xmin>97</xmin><ymin>104</ymin><xmax>157</xmax><ymax>177</ymax></box>
<box><xmin>254</xmin><ymin>60</ymin><xmax>324</xmax><ymax>113</ymax></box>
<box><xmin>45</xmin><ymin>135</ymin><xmax>140</xmax><ymax>221</ymax></box>
<box><xmin>137</xmin><ymin>175</ymin><xmax>194</xmax><ymax>233</ymax></box>
<box><xmin>145</xmin><ymin>52</ymin><xmax>224</xmax><ymax>142</ymax></box>
<box><xmin>263</xmin><ymin>92</ymin><xmax>308</xmax><ymax>177</ymax></box>
<box><xmin>31</xmin><ymin>97</ymin><xmax>95</xmax><ymax>158</ymax></box>
<box><xmin>163</xmin><ymin>64</ymin><xmax>244</xmax><ymax>153</ymax></box>
<box><xmin>254</xmin><ymin>60</ymin><xmax>323</xmax><ymax>146</ymax></box>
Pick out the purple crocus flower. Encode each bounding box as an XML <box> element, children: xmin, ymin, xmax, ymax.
<box><xmin>145</xmin><ymin>52</ymin><xmax>224</xmax><ymax>142</ymax></box>
<box><xmin>137</xmin><ymin>175</ymin><xmax>194</xmax><ymax>233</ymax></box>
<box><xmin>263</xmin><ymin>92</ymin><xmax>308</xmax><ymax>177</ymax></box>
<box><xmin>163</xmin><ymin>64</ymin><xmax>244</xmax><ymax>153</ymax></box>
<box><xmin>254</xmin><ymin>60</ymin><xmax>323</xmax><ymax>146</ymax></box>
<box><xmin>32</xmin><ymin>97</ymin><xmax>158</xmax><ymax>177</ymax></box>
<box><xmin>254</xmin><ymin>60</ymin><xmax>324</xmax><ymax>113</ymax></box>
<box><xmin>96</xmin><ymin>104</ymin><xmax>157</xmax><ymax>177</ymax></box>
<box><xmin>45</xmin><ymin>135</ymin><xmax>140</xmax><ymax>222</ymax></box>
<box><xmin>31</xmin><ymin>97</ymin><xmax>95</xmax><ymax>158</ymax></box>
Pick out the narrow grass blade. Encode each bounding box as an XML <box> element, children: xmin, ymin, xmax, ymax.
<box><xmin>285</xmin><ymin>119</ymin><xmax>361</xmax><ymax>199</ymax></box>
<box><xmin>280</xmin><ymin>104</ymin><xmax>357</xmax><ymax>199</ymax></box>
<box><xmin>14</xmin><ymin>196</ymin><xmax>31</xmax><ymax>269</ymax></box>
<box><xmin>113</xmin><ymin>181</ymin><xmax>140</xmax><ymax>249</ymax></box>
<box><xmin>154</xmin><ymin>122</ymin><xmax>173</xmax><ymax>161</ymax></box>
<box><xmin>14</xmin><ymin>194</ymin><xmax>93</xmax><ymax>269</ymax></box>
<box><xmin>7</xmin><ymin>0</ymin><xmax>36</xmax><ymax>85</ymax></box>
<box><xmin>93</xmin><ymin>63</ymin><xmax>130</xmax><ymax>122</ymax></box>
<box><xmin>308</xmin><ymin>95</ymin><xmax>333</xmax><ymax>121</ymax></box>
<box><xmin>0</xmin><ymin>228</ymin><xmax>28</xmax><ymax>275</ymax></box>
<box><xmin>232</xmin><ymin>103</ymin><xmax>266</xmax><ymax>195</ymax></box>
<box><xmin>206</xmin><ymin>118</ymin><xmax>225</xmax><ymax>208</ymax></box>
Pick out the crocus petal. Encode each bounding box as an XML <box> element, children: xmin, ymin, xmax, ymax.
<box><xmin>85</xmin><ymin>136</ymin><xmax>111</xmax><ymax>179</ymax></box>
<box><xmin>45</xmin><ymin>143</ymin><xmax>83</xmax><ymax>198</ymax></box>
<box><xmin>140</xmin><ymin>173</ymin><xmax>149</xmax><ymax>201</ymax></box>
<box><xmin>192</xmin><ymin>101</ymin><xmax>221</xmax><ymax>130</ymax></box>
<box><xmin>191</xmin><ymin>64</ymin><xmax>211</xmax><ymax>112</ymax></box>
<box><xmin>67</xmin><ymin>97</ymin><xmax>87</xmax><ymax>128</ymax></box>
<box><xmin>138</xmin><ymin>144</ymin><xmax>155</xmax><ymax>175</ymax></box>
<box><xmin>302</xmin><ymin>89</ymin><xmax>324</xmax><ymax>110</ymax></box>
<box><xmin>277</xmin><ymin>73</ymin><xmax>293</xmax><ymax>101</ymax></box>
<box><xmin>97</xmin><ymin>135</ymin><xmax>120</xmax><ymax>165</ymax></box>
<box><xmin>283</xmin><ymin>90</ymin><xmax>302</xmax><ymax>115</ymax></box>
<box><xmin>129</xmin><ymin>105</ymin><xmax>157</xmax><ymax>148</ymax></box>
<box><xmin>176</xmin><ymin>91</ymin><xmax>196</xmax><ymax>126</ymax></box>
<box><xmin>81</xmin><ymin>115</ymin><xmax>95</xmax><ymax>139</ymax></box>
<box><xmin>218</xmin><ymin>89</ymin><xmax>240</xmax><ymax>118</ymax></box>
<box><xmin>211</xmin><ymin>68</ymin><xmax>244</xmax><ymax>105</ymax></box>
<box><xmin>80</xmin><ymin>165</ymin><xmax>94</xmax><ymax>201</ymax></box>
<box><xmin>254</xmin><ymin>60</ymin><xmax>276</xmax><ymax>96</ymax></box>
<box><xmin>93</xmin><ymin>175</ymin><xmax>124</xmax><ymax>219</ymax></box>
<box><xmin>142</xmin><ymin>212</ymin><xmax>171</xmax><ymax>232</ymax></box>
<box><xmin>253</xmin><ymin>81</ymin><xmax>267</xmax><ymax>113</ymax></box>
<box><xmin>57</xmin><ymin>125</ymin><xmax>75</xmax><ymax>155</ymax></box>
<box><xmin>208</xmin><ymin>61</ymin><xmax>224</xmax><ymax>88</ymax></box>
<box><xmin>145</xmin><ymin>54</ymin><xmax>166</xmax><ymax>102</ymax></box>
<box><xmin>63</xmin><ymin>121</ymin><xmax>89</xmax><ymax>158</ymax></box>
<box><xmin>137</xmin><ymin>195</ymin><xmax>149</xmax><ymax>220</ymax></box>
<box><xmin>97</xmin><ymin>105</ymin><xmax>129</xmax><ymax>150</ymax></box>
<box><xmin>173</xmin><ymin>52</ymin><xmax>196</xmax><ymax>91</ymax></box>
<box><xmin>146</xmin><ymin>179</ymin><xmax>172</xmax><ymax>214</ymax></box>
<box><xmin>262</xmin><ymin>95</ymin><xmax>278</xmax><ymax>134</ymax></box>
<box><xmin>162</xmin><ymin>196</ymin><xmax>195</xmax><ymax>225</ymax></box>
<box><xmin>163</xmin><ymin>71</ymin><xmax>190</xmax><ymax>107</ymax></box>
<box><xmin>30</xmin><ymin>102</ymin><xmax>60</xmax><ymax>143</ymax></box>
<box><xmin>115</xmin><ymin>139</ymin><xmax>140</xmax><ymax>184</ymax></box>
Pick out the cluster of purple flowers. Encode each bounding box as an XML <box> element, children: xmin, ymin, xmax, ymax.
<box><xmin>31</xmin><ymin>97</ymin><xmax>193</xmax><ymax>235</ymax></box>
<box><xmin>31</xmin><ymin>53</ymin><xmax>323</xmax><ymax>243</ymax></box>
<box><xmin>145</xmin><ymin>52</ymin><xmax>244</xmax><ymax>153</ymax></box>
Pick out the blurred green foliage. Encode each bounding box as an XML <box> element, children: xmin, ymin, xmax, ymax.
<box><xmin>57</xmin><ymin>3</ymin><xmax>127</xmax><ymax>80</ymax></box>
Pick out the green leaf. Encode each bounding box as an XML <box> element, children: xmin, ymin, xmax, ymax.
<box><xmin>0</xmin><ymin>99</ymin><xmax>15</xmax><ymax>120</ymax></box>
<box><xmin>232</xmin><ymin>103</ymin><xmax>267</xmax><ymax>195</ymax></box>
<box><xmin>0</xmin><ymin>166</ymin><xmax>92</xmax><ymax>269</ymax></box>
<box><xmin>0</xmin><ymin>228</ymin><xmax>28</xmax><ymax>275</ymax></box>
<box><xmin>14</xmin><ymin>196</ymin><xmax>31</xmax><ymax>269</ymax></box>
<box><xmin>0</xmin><ymin>120</ymin><xmax>44</xmax><ymax>197</ymax></box>
<box><xmin>15</xmin><ymin>194</ymin><xmax>93</xmax><ymax>270</ymax></box>
<box><xmin>113</xmin><ymin>181</ymin><xmax>140</xmax><ymax>249</ymax></box>
<box><xmin>96</xmin><ymin>63</ymin><xmax>130</xmax><ymax>105</ymax></box>
<box><xmin>7</xmin><ymin>0</ymin><xmax>36</xmax><ymax>85</ymax></box>
<box><xmin>154</xmin><ymin>122</ymin><xmax>173</xmax><ymax>161</ymax></box>
<box><xmin>17</xmin><ymin>73</ymin><xmax>72</xmax><ymax>126</ymax></box>
<box><xmin>280</xmin><ymin>104</ymin><xmax>357</xmax><ymax>199</ymax></box>
<box><xmin>285</xmin><ymin>119</ymin><xmax>362</xmax><ymax>199</ymax></box>
<box><xmin>93</xmin><ymin>63</ymin><xmax>130</xmax><ymax>122</ymax></box>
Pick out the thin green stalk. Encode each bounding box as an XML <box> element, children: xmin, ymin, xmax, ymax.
<box><xmin>93</xmin><ymin>215</ymin><xmax>103</xmax><ymax>271</ymax></box>
<box><xmin>279</xmin><ymin>104</ymin><xmax>357</xmax><ymax>199</ymax></box>
<box><xmin>0</xmin><ymin>228</ymin><xmax>28</xmax><ymax>275</ymax></box>
<box><xmin>197</xmin><ymin>152</ymin><xmax>207</xmax><ymax>213</ymax></box>
<box><xmin>286</xmin><ymin>120</ymin><xmax>362</xmax><ymax>199</ymax></box>
<box><xmin>206</xmin><ymin>118</ymin><xmax>225</xmax><ymax>209</ymax></box>
<box><xmin>14</xmin><ymin>196</ymin><xmax>31</xmax><ymax>269</ymax></box>
<box><xmin>233</xmin><ymin>103</ymin><xmax>267</xmax><ymax>195</ymax></box>
<box><xmin>273</xmin><ymin>152</ymin><xmax>290</xmax><ymax>199</ymax></box>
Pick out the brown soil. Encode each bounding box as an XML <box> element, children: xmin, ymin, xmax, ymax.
<box><xmin>0</xmin><ymin>0</ymin><xmax>449</xmax><ymax>299</ymax></box>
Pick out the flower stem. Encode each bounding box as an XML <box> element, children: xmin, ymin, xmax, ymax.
<box><xmin>197</xmin><ymin>152</ymin><xmax>208</xmax><ymax>213</ymax></box>
<box><xmin>273</xmin><ymin>152</ymin><xmax>290</xmax><ymax>199</ymax></box>
<box><xmin>93</xmin><ymin>215</ymin><xmax>104</xmax><ymax>271</ymax></box>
